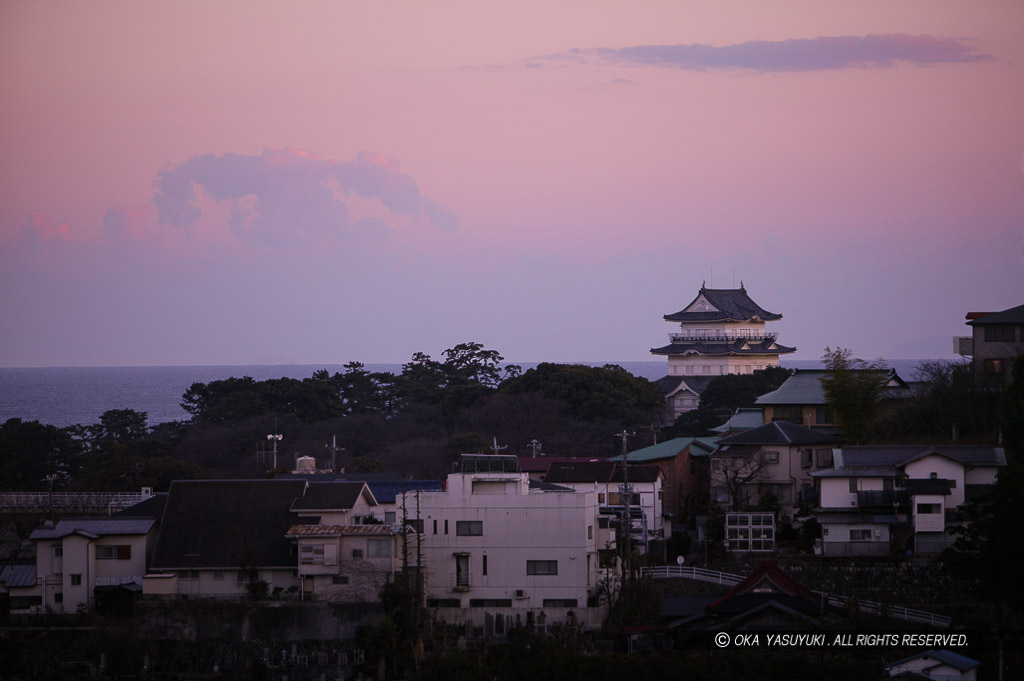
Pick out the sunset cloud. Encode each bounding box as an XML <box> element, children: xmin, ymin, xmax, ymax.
<box><xmin>153</xmin><ymin>147</ymin><xmax>455</xmax><ymax>247</ymax></box>
<box><xmin>20</xmin><ymin>210</ymin><xmax>71</xmax><ymax>243</ymax></box>
<box><xmin>545</xmin><ymin>34</ymin><xmax>997</xmax><ymax>72</ymax></box>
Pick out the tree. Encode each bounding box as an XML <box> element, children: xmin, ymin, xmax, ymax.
<box><xmin>88</xmin><ymin>409</ymin><xmax>149</xmax><ymax>444</ymax></box>
<box><xmin>0</xmin><ymin>418</ymin><xmax>81</xmax><ymax>491</ymax></box>
<box><xmin>500</xmin><ymin>363</ymin><xmax>663</xmax><ymax>426</ymax></box>
<box><xmin>711</xmin><ymin>453</ymin><xmax>769</xmax><ymax>511</ymax></box>
<box><xmin>820</xmin><ymin>347</ymin><xmax>889</xmax><ymax>442</ymax></box>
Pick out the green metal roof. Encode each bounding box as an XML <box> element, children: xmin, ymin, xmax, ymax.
<box><xmin>610</xmin><ymin>437</ymin><xmax>720</xmax><ymax>463</ymax></box>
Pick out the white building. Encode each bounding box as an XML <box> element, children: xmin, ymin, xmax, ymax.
<box><xmin>27</xmin><ymin>517</ymin><xmax>157</xmax><ymax>613</ymax></box>
<box><xmin>397</xmin><ymin>455</ymin><xmax>604</xmax><ymax>631</ymax></box>
<box><xmin>811</xmin><ymin>445</ymin><xmax>1005</xmax><ymax>557</ymax></box>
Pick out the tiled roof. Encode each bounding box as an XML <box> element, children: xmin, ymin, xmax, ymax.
<box><xmin>755</xmin><ymin>369</ymin><xmax>911</xmax><ymax>406</ymax></box>
<box><xmin>653</xmin><ymin>375</ymin><xmax>718</xmax><ymax>397</ymax></box>
<box><xmin>30</xmin><ymin>517</ymin><xmax>156</xmax><ymax>540</ymax></box>
<box><xmin>650</xmin><ymin>339</ymin><xmax>796</xmax><ymax>356</ymax></box>
<box><xmin>151</xmin><ymin>479</ymin><xmax>307</xmax><ymax>570</ymax></box>
<box><xmin>840</xmin><ymin>445</ymin><xmax>1006</xmax><ymax>468</ymax></box>
<box><xmin>664</xmin><ymin>287</ymin><xmax>783</xmax><ymax>323</ymax></box>
<box><xmin>290</xmin><ymin>482</ymin><xmax>374</xmax><ymax>511</ymax></box>
<box><xmin>712</xmin><ymin>408</ymin><xmax>765</xmax><ymax>433</ymax></box>
<box><xmin>285</xmin><ymin>524</ymin><xmax>402</xmax><ymax>537</ymax></box>
<box><xmin>716</xmin><ymin>421</ymin><xmax>843</xmax><ymax>446</ymax></box>
<box><xmin>0</xmin><ymin>564</ymin><xmax>37</xmax><ymax>589</ymax></box>
<box><xmin>886</xmin><ymin>650</ymin><xmax>979</xmax><ymax>672</ymax></box>
<box><xmin>966</xmin><ymin>303</ymin><xmax>1024</xmax><ymax>326</ymax></box>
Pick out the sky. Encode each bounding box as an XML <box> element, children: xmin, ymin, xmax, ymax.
<box><xmin>1</xmin><ymin>0</ymin><xmax>1022</xmax><ymax>368</ymax></box>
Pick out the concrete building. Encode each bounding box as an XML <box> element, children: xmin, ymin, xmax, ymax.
<box><xmin>955</xmin><ymin>303</ymin><xmax>1024</xmax><ymax>388</ymax></box>
<box><xmin>397</xmin><ymin>455</ymin><xmax>604</xmax><ymax>631</ymax></box>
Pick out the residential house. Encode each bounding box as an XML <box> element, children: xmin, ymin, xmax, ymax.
<box><xmin>884</xmin><ymin>650</ymin><xmax>979</xmax><ymax>681</ymax></box>
<box><xmin>710</xmin><ymin>421</ymin><xmax>843</xmax><ymax>517</ymax></box>
<box><xmin>754</xmin><ymin>368</ymin><xmax>913</xmax><ymax>434</ymax></box>
<box><xmin>396</xmin><ymin>454</ymin><xmax>603</xmax><ymax>631</ymax></box>
<box><xmin>285</xmin><ymin>524</ymin><xmax>407</xmax><ymax>603</ymax></box>
<box><xmin>609</xmin><ymin>437</ymin><xmax>719</xmax><ymax>520</ymax></box>
<box><xmin>26</xmin><ymin>517</ymin><xmax>158</xmax><ymax>613</ymax></box>
<box><xmin>544</xmin><ymin>460</ymin><xmax>665</xmax><ymax>550</ymax></box>
<box><xmin>955</xmin><ymin>303</ymin><xmax>1024</xmax><ymax>387</ymax></box>
<box><xmin>650</xmin><ymin>283</ymin><xmax>796</xmax><ymax>423</ymax></box>
<box><xmin>811</xmin><ymin>445</ymin><xmax>1005</xmax><ymax>557</ymax></box>
<box><xmin>147</xmin><ymin>479</ymin><xmax>308</xmax><ymax>599</ymax></box>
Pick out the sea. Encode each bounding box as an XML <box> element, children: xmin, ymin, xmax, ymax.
<box><xmin>0</xmin><ymin>359</ymin><xmax>929</xmax><ymax>428</ymax></box>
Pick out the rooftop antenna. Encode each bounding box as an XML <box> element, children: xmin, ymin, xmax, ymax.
<box><xmin>528</xmin><ymin>439</ymin><xmax>543</xmax><ymax>458</ymax></box>
<box><xmin>491</xmin><ymin>437</ymin><xmax>507</xmax><ymax>456</ymax></box>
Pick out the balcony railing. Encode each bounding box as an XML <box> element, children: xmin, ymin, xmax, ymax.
<box><xmin>856</xmin><ymin>490</ymin><xmax>908</xmax><ymax>508</ymax></box>
<box><xmin>452</xmin><ymin>573</ymin><xmax>471</xmax><ymax>592</ymax></box>
<box><xmin>669</xmin><ymin>332</ymin><xmax>777</xmax><ymax>343</ymax></box>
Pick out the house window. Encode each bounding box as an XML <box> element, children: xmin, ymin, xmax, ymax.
<box><xmin>70</xmin><ymin>574</ymin><xmax>82</xmax><ymax>586</ymax></box>
<box><xmin>800</xmin><ymin>450</ymin><xmax>813</xmax><ymax>468</ymax></box>
<box><xmin>352</xmin><ymin>549</ymin><xmax>363</xmax><ymax>559</ymax></box>
<box><xmin>916</xmin><ymin>503</ymin><xmax>941</xmax><ymax>514</ymax></box>
<box><xmin>53</xmin><ymin>545</ymin><xmax>63</xmax><ymax>558</ymax></box>
<box><xmin>236</xmin><ymin>570</ymin><xmax>259</xmax><ymax>584</ymax></box>
<box><xmin>816</xmin><ymin>449</ymin><xmax>833</xmax><ymax>467</ymax></box>
<box><xmin>482</xmin><ymin>554</ymin><xmax>488</xmax><ymax>576</ymax></box>
<box><xmin>469</xmin><ymin>598</ymin><xmax>512</xmax><ymax>607</ymax></box>
<box><xmin>598</xmin><ymin>517</ymin><xmax>610</xmax><ymax>529</ymax></box>
<box><xmin>773</xmin><ymin>406</ymin><xmax>802</xmax><ymax>424</ymax></box>
<box><xmin>849</xmin><ymin>529</ymin><xmax>872</xmax><ymax>542</ymax></box>
<box><xmin>433</xmin><ymin>519</ymin><xmax>438</xmax><ymax>534</ymax></box>
<box><xmin>686</xmin><ymin>365</ymin><xmax>694</xmax><ymax>375</ymax></box>
<box><xmin>444</xmin><ymin>520</ymin><xmax>448</xmax><ymax>535</ymax></box>
<box><xmin>179</xmin><ymin>570</ymin><xmax>199</xmax><ymax>580</ymax></box>
<box><xmin>96</xmin><ymin>545</ymin><xmax>130</xmax><ymax>560</ymax></box>
<box><xmin>984</xmin><ymin>358</ymin><xmax>1005</xmax><ymax>374</ymax></box>
<box><xmin>54</xmin><ymin>592</ymin><xmax>63</xmax><ymax>603</ymax></box>
<box><xmin>543</xmin><ymin>599</ymin><xmax>579</xmax><ymax>608</ymax></box>
<box><xmin>213</xmin><ymin>570</ymin><xmax>224</xmax><ymax>580</ymax></box>
<box><xmin>407</xmin><ymin>519</ymin><xmax>424</xmax><ymax>533</ymax></box>
<box><xmin>815</xmin><ymin>407</ymin><xmax>833</xmax><ymax>425</ymax></box>
<box><xmin>367</xmin><ymin>537</ymin><xmax>391</xmax><ymax>558</ymax></box>
<box><xmin>526</xmin><ymin>560</ymin><xmax>558</xmax><ymax>576</ymax></box>
<box><xmin>598</xmin><ymin>493</ymin><xmax>605</xmax><ymax>504</ymax></box>
<box><xmin>761</xmin><ymin>451</ymin><xmax>779</xmax><ymax>464</ymax></box>
<box><xmin>984</xmin><ymin>326</ymin><xmax>1015</xmax><ymax>342</ymax></box>
<box><xmin>849</xmin><ymin>478</ymin><xmax>858</xmax><ymax>493</ymax></box>
<box><xmin>384</xmin><ymin>511</ymin><xmax>397</xmax><ymax>523</ymax></box>
<box><xmin>713</xmin><ymin>487</ymin><xmax>729</xmax><ymax>503</ymax></box>
<box><xmin>455</xmin><ymin>521</ymin><xmax>483</xmax><ymax>536</ymax></box>
<box><xmin>332</xmin><ymin>575</ymin><xmax>349</xmax><ymax>585</ymax></box>
<box><xmin>301</xmin><ymin>544</ymin><xmax>325</xmax><ymax>565</ymax></box>
<box><xmin>588</xmin><ymin>525</ymin><xmax>593</xmax><ymax>540</ymax></box>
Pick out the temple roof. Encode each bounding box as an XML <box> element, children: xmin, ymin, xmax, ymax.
<box><xmin>650</xmin><ymin>338</ymin><xmax>796</xmax><ymax>356</ymax></box>
<box><xmin>664</xmin><ymin>285</ymin><xmax>783</xmax><ymax>323</ymax></box>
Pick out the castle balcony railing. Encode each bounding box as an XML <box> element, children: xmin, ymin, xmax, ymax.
<box><xmin>668</xmin><ymin>332</ymin><xmax>778</xmax><ymax>343</ymax></box>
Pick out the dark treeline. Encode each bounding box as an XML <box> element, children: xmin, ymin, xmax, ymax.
<box><xmin>1</xmin><ymin>342</ymin><xmax>664</xmax><ymax>493</ymax></box>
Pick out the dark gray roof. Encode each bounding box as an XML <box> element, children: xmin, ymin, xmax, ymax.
<box><xmin>290</xmin><ymin>482</ymin><xmax>374</xmax><ymax>511</ymax></box>
<box><xmin>966</xmin><ymin>303</ymin><xmax>1024</xmax><ymax>326</ymax></box>
<box><xmin>152</xmin><ymin>479</ymin><xmax>307</xmax><ymax>570</ymax></box>
<box><xmin>664</xmin><ymin>286</ymin><xmax>783</xmax><ymax>323</ymax></box>
<box><xmin>113</xmin><ymin>493</ymin><xmax>167</xmax><ymax>519</ymax></box>
<box><xmin>544</xmin><ymin>461</ymin><xmax>661</xmax><ymax>484</ymax></box>
<box><xmin>30</xmin><ymin>517</ymin><xmax>156</xmax><ymax>540</ymax></box>
<box><xmin>840</xmin><ymin>445</ymin><xmax>1006</xmax><ymax>468</ymax></box>
<box><xmin>810</xmin><ymin>467</ymin><xmax>901</xmax><ymax>478</ymax></box>
<box><xmin>368</xmin><ymin>480</ymin><xmax>443</xmax><ymax>504</ymax></box>
<box><xmin>716</xmin><ymin>421</ymin><xmax>843</xmax><ymax>447</ymax></box>
<box><xmin>528</xmin><ymin>479</ymin><xmax>576</xmax><ymax>492</ymax></box>
<box><xmin>653</xmin><ymin>375</ymin><xmax>719</xmax><ymax>396</ymax></box>
<box><xmin>0</xmin><ymin>564</ymin><xmax>37</xmax><ymax>589</ymax></box>
<box><xmin>755</xmin><ymin>369</ymin><xmax>910</xmax><ymax>406</ymax></box>
<box><xmin>885</xmin><ymin>650</ymin><xmax>979</xmax><ymax>672</ymax></box>
<box><xmin>650</xmin><ymin>339</ymin><xmax>796</xmax><ymax>357</ymax></box>
<box><xmin>712</xmin><ymin>408</ymin><xmax>765</xmax><ymax>433</ymax></box>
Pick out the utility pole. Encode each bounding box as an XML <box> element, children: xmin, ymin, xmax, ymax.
<box><xmin>527</xmin><ymin>439</ymin><xmax>543</xmax><ymax>458</ymax></box>
<box><xmin>267</xmin><ymin>433</ymin><xmax>283</xmax><ymax>469</ymax></box>
<box><xmin>615</xmin><ymin>430</ymin><xmax>634</xmax><ymax>580</ymax></box>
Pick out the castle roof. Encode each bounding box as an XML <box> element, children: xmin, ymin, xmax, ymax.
<box><xmin>650</xmin><ymin>338</ymin><xmax>796</xmax><ymax>356</ymax></box>
<box><xmin>664</xmin><ymin>285</ymin><xmax>782</xmax><ymax>323</ymax></box>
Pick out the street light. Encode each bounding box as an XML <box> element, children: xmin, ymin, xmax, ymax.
<box><xmin>267</xmin><ymin>434</ymin><xmax>283</xmax><ymax>469</ymax></box>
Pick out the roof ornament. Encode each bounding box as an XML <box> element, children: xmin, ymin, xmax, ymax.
<box><xmin>700</xmin><ymin>279</ymin><xmax>706</xmax><ymax>291</ymax></box>
<box><xmin>739</xmin><ymin>280</ymin><xmax>745</xmax><ymax>291</ymax></box>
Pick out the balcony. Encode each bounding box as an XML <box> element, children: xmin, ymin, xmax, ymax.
<box><xmin>669</xmin><ymin>332</ymin><xmax>777</xmax><ymax>343</ymax></box>
<box><xmin>452</xmin><ymin>573</ymin><xmax>471</xmax><ymax>592</ymax></box>
<box><xmin>856</xmin><ymin>490</ymin><xmax>908</xmax><ymax>509</ymax></box>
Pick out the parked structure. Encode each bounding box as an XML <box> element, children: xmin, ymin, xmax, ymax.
<box><xmin>755</xmin><ymin>368</ymin><xmax>913</xmax><ymax>434</ymax></box>
<box><xmin>811</xmin><ymin>445</ymin><xmax>1005</xmax><ymax>557</ymax></box>
<box><xmin>610</xmin><ymin>437</ymin><xmax>718</xmax><ymax>520</ymax></box>
<box><xmin>23</xmin><ymin>517</ymin><xmax>158</xmax><ymax>613</ymax></box>
<box><xmin>955</xmin><ymin>303</ymin><xmax>1024</xmax><ymax>388</ymax></box>
<box><xmin>651</xmin><ymin>283</ymin><xmax>795</xmax><ymax>423</ymax></box>
<box><xmin>709</xmin><ymin>421</ymin><xmax>843</xmax><ymax>517</ymax></box>
<box><xmin>397</xmin><ymin>455</ymin><xmax>604</xmax><ymax>630</ymax></box>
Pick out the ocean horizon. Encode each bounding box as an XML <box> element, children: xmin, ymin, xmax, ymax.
<box><xmin>0</xmin><ymin>358</ymin><xmax>935</xmax><ymax>428</ymax></box>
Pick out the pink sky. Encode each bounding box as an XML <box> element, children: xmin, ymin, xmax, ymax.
<box><xmin>1</xmin><ymin>1</ymin><xmax>1022</xmax><ymax>367</ymax></box>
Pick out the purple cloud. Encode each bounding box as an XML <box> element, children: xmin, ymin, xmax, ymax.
<box><xmin>547</xmin><ymin>34</ymin><xmax>996</xmax><ymax>72</ymax></box>
<box><xmin>153</xmin><ymin>147</ymin><xmax>455</xmax><ymax>247</ymax></box>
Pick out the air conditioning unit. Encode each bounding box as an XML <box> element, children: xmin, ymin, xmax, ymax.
<box><xmin>514</xmin><ymin>589</ymin><xmax>528</xmax><ymax>600</ymax></box>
